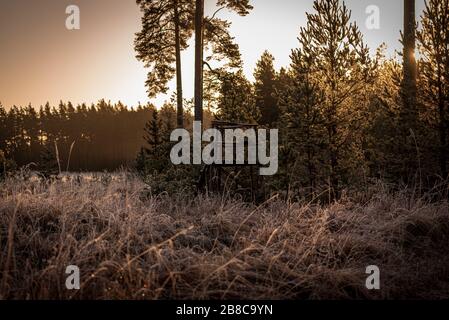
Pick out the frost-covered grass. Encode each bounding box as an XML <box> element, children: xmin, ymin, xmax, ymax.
<box><xmin>1</xmin><ymin>172</ymin><xmax>448</xmax><ymax>299</ymax></box>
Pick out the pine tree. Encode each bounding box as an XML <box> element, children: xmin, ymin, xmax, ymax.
<box><xmin>143</xmin><ymin>108</ymin><xmax>162</xmax><ymax>157</ymax></box>
<box><xmin>136</xmin><ymin>0</ymin><xmax>253</xmax><ymax>128</ymax></box>
<box><xmin>23</xmin><ymin>104</ymin><xmax>40</xmax><ymax>161</ymax></box>
<box><xmin>293</xmin><ymin>0</ymin><xmax>376</xmax><ymax>198</ymax></box>
<box><xmin>254</xmin><ymin>51</ymin><xmax>279</xmax><ymax>126</ymax></box>
<box><xmin>193</xmin><ymin>0</ymin><xmax>253</xmax><ymax>123</ymax></box>
<box><xmin>135</xmin><ymin>147</ymin><xmax>148</xmax><ymax>174</ymax></box>
<box><xmin>137</xmin><ymin>107</ymin><xmax>172</xmax><ymax>174</ymax></box>
<box><xmin>417</xmin><ymin>0</ymin><xmax>449</xmax><ymax>179</ymax></box>
<box><xmin>401</xmin><ymin>0</ymin><xmax>418</xmax><ymax>132</ymax></box>
<box><xmin>39</xmin><ymin>143</ymin><xmax>59</xmax><ymax>177</ymax></box>
<box><xmin>278</xmin><ymin>48</ymin><xmax>326</xmax><ymax>196</ymax></box>
<box><xmin>393</xmin><ymin>0</ymin><xmax>421</xmax><ymax>182</ymax></box>
<box><xmin>362</xmin><ymin>49</ymin><xmax>407</xmax><ymax>181</ymax></box>
<box><xmin>0</xmin><ymin>149</ymin><xmax>5</xmax><ymax>177</ymax></box>
<box><xmin>135</xmin><ymin>0</ymin><xmax>194</xmax><ymax>128</ymax></box>
<box><xmin>160</xmin><ymin>102</ymin><xmax>177</xmax><ymax>134</ymax></box>
<box><xmin>216</xmin><ymin>70</ymin><xmax>260</xmax><ymax>124</ymax></box>
<box><xmin>0</xmin><ymin>103</ymin><xmax>7</xmax><ymax>153</ymax></box>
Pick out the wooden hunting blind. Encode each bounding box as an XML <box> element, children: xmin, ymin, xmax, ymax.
<box><xmin>197</xmin><ymin>120</ymin><xmax>265</xmax><ymax>202</ymax></box>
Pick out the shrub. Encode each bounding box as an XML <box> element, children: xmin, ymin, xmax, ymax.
<box><xmin>0</xmin><ymin>149</ymin><xmax>17</xmax><ymax>178</ymax></box>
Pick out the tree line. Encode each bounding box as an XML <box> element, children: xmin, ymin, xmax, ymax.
<box><xmin>0</xmin><ymin>100</ymin><xmax>177</xmax><ymax>172</ymax></box>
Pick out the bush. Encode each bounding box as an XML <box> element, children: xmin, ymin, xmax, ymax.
<box><xmin>0</xmin><ymin>149</ymin><xmax>17</xmax><ymax>178</ymax></box>
<box><xmin>139</xmin><ymin>164</ymin><xmax>199</xmax><ymax>197</ymax></box>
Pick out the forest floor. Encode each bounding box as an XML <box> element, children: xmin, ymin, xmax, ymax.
<box><xmin>0</xmin><ymin>171</ymin><xmax>449</xmax><ymax>300</ymax></box>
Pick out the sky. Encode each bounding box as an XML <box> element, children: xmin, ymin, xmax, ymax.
<box><xmin>0</xmin><ymin>0</ymin><xmax>426</xmax><ymax>109</ymax></box>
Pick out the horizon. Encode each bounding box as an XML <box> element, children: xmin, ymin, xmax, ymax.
<box><xmin>0</xmin><ymin>0</ymin><xmax>426</xmax><ymax>110</ymax></box>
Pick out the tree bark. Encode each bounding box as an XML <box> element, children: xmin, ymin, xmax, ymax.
<box><xmin>438</xmin><ymin>75</ymin><xmax>447</xmax><ymax>178</ymax></box>
<box><xmin>173</xmin><ymin>1</ymin><xmax>184</xmax><ymax>128</ymax></box>
<box><xmin>399</xmin><ymin>0</ymin><xmax>418</xmax><ymax>181</ymax></box>
<box><xmin>194</xmin><ymin>0</ymin><xmax>204</xmax><ymax>123</ymax></box>
<box><xmin>402</xmin><ymin>0</ymin><xmax>417</xmax><ymax>125</ymax></box>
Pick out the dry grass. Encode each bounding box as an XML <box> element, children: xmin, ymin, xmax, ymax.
<box><xmin>0</xmin><ymin>172</ymin><xmax>449</xmax><ymax>300</ymax></box>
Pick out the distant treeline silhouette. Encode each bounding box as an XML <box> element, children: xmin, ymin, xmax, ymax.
<box><xmin>0</xmin><ymin>100</ymin><xmax>178</xmax><ymax>171</ymax></box>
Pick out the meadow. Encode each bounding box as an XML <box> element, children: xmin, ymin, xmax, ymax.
<box><xmin>1</xmin><ymin>171</ymin><xmax>448</xmax><ymax>299</ymax></box>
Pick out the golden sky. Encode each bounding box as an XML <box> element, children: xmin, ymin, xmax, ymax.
<box><xmin>0</xmin><ymin>0</ymin><xmax>425</xmax><ymax>109</ymax></box>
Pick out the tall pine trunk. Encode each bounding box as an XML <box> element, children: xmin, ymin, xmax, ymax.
<box><xmin>174</xmin><ymin>1</ymin><xmax>184</xmax><ymax>128</ymax></box>
<box><xmin>400</xmin><ymin>0</ymin><xmax>418</xmax><ymax>181</ymax></box>
<box><xmin>402</xmin><ymin>0</ymin><xmax>417</xmax><ymax>127</ymax></box>
<box><xmin>438</xmin><ymin>71</ymin><xmax>447</xmax><ymax>178</ymax></box>
<box><xmin>194</xmin><ymin>0</ymin><xmax>204</xmax><ymax>123</ymax></box>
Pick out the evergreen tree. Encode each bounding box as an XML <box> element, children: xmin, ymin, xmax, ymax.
<box><xmin>0</xmin><ymin>103</ymin><xmax>7</xmax><ymax>153</ymax></box>
<box><xmin>291</xmin><ymin>0</ymin><xmax>376</xmax><ymax>198</ymax></box>
<box><xmin>216</xmin><ymin>70</ymin><xmax>260</xmax><ymax>123</ymax></box>
<box><xmin>278</xmin><ymin>49</ymin><xmax>326</xmax><ymax>196</ymax></box>
<box><xmin>135</xmin><ymin>0</ymin><xmax>194</xmax><ymax>128</ymax></box>
<box><xmin>0</xmin><ymin>149</ymin><xmax>5</xmax><ymax>177</ymax></box>
<box><xmin>23</xmin><ymin>104</ymin><xmax>40</xmax><ymax>160</ymax></box>
<box><xmin>362</xmin><ymin>49</ymin><xmax>407</xmax><ymax>181</ymax></box>
<box><xmin>143</xmin><ymin>108</ymin><xmax>162</xmax><ymax>157</ymax></box>
<box><xmin>417</xmin><ymin>0</ymin><xmax>449</xmax><ymax>179</ymax></box>
<box><xmin>254</xmin><ymin>51</ymin><xmax>279</xmax><ymax>126</ymax></box>
<box><xmin>39</xmin><ymin>143</ymin><xmax>59</xmax><ymax>177</ymax></box>
<box><xmin>135</xmin><ymin>0</ymin><xmax>252</xmax><ymax>128</ymax></box>
<box><xmin>138</xmin><ymin>106</ymin><xmax>173</xmax><ymax>174</ymax></box>
<box><xmin>401</xmin><ymin>0</ymin><xmax>418</xmax><ymax>133</ymax></box>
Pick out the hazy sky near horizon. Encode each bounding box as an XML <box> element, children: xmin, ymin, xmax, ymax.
<box><xmin>0</xmin><ymin>0</ymin><xmax>425</xmax><ymax>109</ymax></box>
